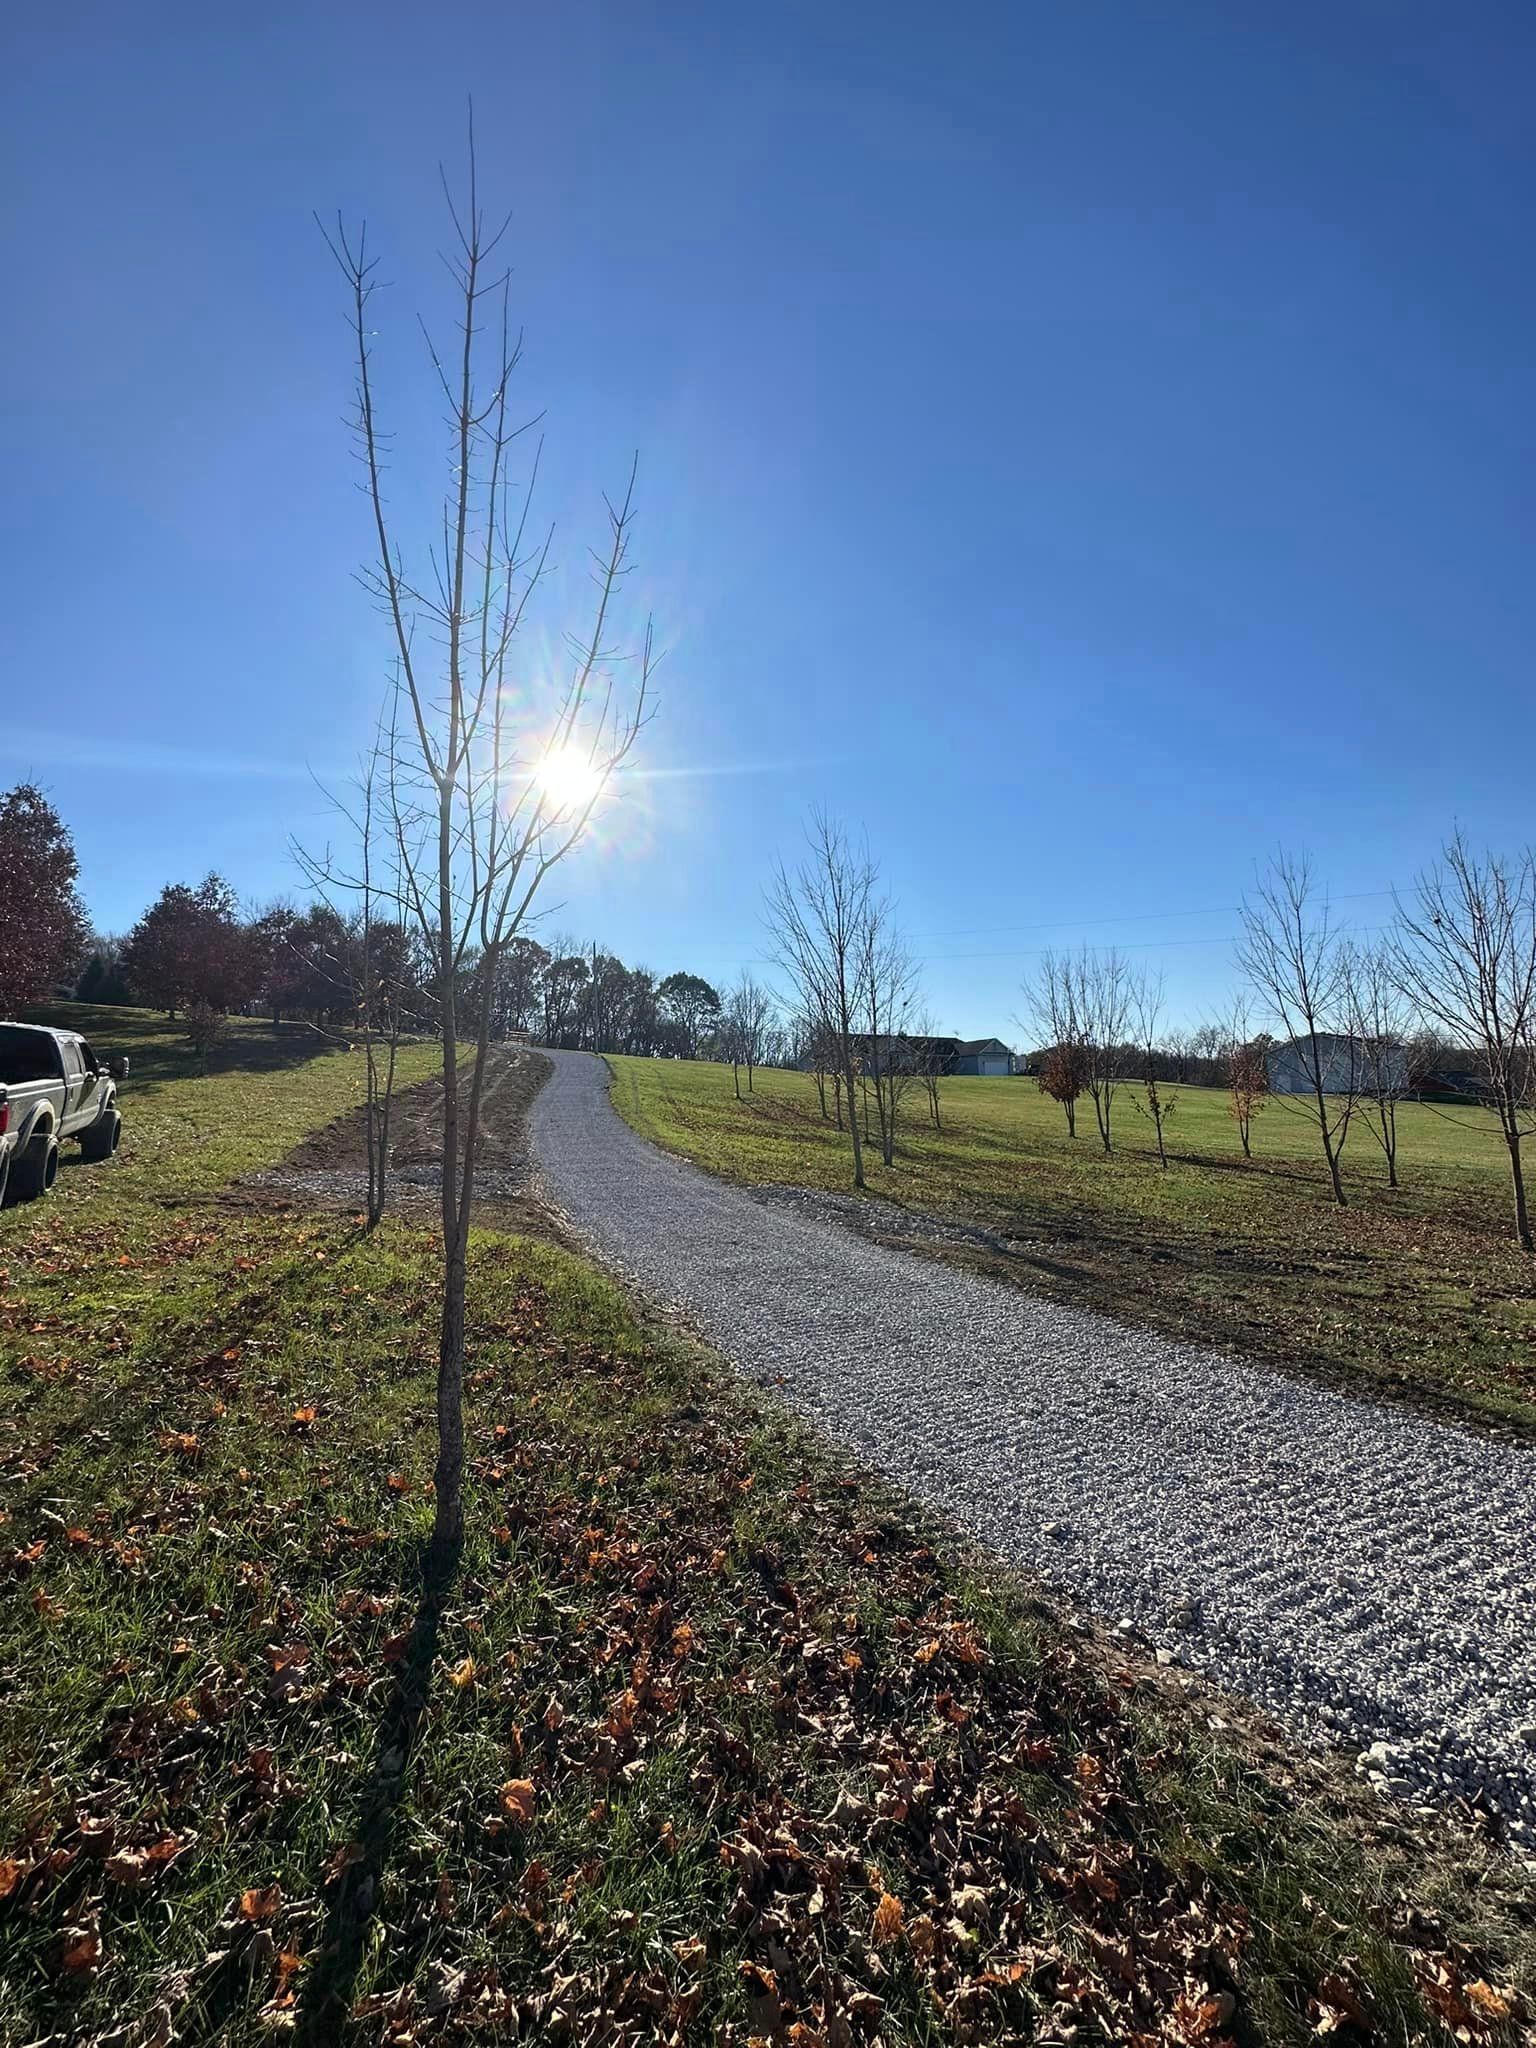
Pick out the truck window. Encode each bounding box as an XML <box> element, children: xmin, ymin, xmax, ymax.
<box><xmin>0</xmin><ymin>1027</ymin><xmax>65</xmax><ymax>1086</ymax></box>
<box><xmin>79</xmin><ymin>1041</ymin><xmax>99</xmax><ymax>1074</ymax></box>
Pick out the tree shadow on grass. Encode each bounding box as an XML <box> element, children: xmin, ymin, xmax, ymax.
<box><xmin>296</xmin><ymin>1531</ymin><xmax>460</xmax><ymax>2044</ymax></box>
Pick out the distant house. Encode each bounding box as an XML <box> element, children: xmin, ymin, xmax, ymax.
<box><xmin>840</xmin><ymin>1034</ymin><xmax>1016</xmax><ymax>1078</ymax></box>
<box><xmin>1265</xmin><ymin>1033</ymin><xmax>1407</xmax><ymax>1096</ymax></box>
<box><xmin>952</xmin><ymin>1036</ymin><xmax>1015</xmax><ymax>1076</ymax></box>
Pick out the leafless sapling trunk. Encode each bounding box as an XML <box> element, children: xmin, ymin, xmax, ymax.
<box><xmin>1391</xmin><ymin>835</ymin><xmax>1536</xmax><ymax>1249</ymax></box>
<box><xmin>725</xmin><ymin>972</ymin><xmax>774</xmax><ymax>1097</ymax></box>
<box><xmin>1070</xmin><ymin>948</ymin><xmax>1133</xmax><ymax>1155</ymax></box>
<box><xmin>1345</xmin><ymin>940</ymin><xmax>1412</xmax><ymax>1190</ymax></box>
<box><xmin>910</xmin><ymin>1005</ymin><xmax>945</xmax><ymax>1131</ymax></box>
<box><xmin>766</xmin><ymin>811</ymin><xmax>875</xmax><ymax>1188</ymax></box>
<box><xmin>293</xmin><ymin>728</ymin><xmax>408</xmax><ymax>1229</ymax></box>
<box><xmin>862</xmin><ymin>914</ymin><xmax>915</xmax><ymax>1168</ymax></box>
<box><xmin>1238</xmin><ymin>852</ymin><xmax>1356</xmax><ymax>1205</ymax></box>
<box><xmin>1130</xmin><ymin>971</ymin><xmax>1176</xmax><ymax>1168</ymax></box>
<box><xmin>325</xmin><ymin>147</ymin><xmax>654</xmax><ymax>1566</ymax></box>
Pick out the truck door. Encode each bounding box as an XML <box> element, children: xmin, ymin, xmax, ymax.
<box><xmin>59</xmin><ymin>1040</ymin><xmax>86</xmax><ymax>1125</ymax></box>
<box><xmin>76</xmin><ymin>1042</ymin><xmax>103</xmax><ymax>1123</ymax></box>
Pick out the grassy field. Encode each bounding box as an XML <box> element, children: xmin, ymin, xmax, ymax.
<box><xmin>606</xmin><ymin>1057</ymin><xmax>1536</xmax><ymax>1433</ymax></box>
<box><xmin>2</xmin><ymin>1015</ymin><xmax>1533</xmax><ymax>2043</ymax></box>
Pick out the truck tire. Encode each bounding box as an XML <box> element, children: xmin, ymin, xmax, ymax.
<box><xmin>0</xmin><ymin>1150</ymin><xmax>10</xmax><ymax>1208</ymax></box>
<box><xmin>12</xmin><ymin>1131</ymin><xmax>59</xmax><ymax>1202</ymax></box>
<box><xmin>79</xmin><ymin>1110</ymin><xmax>122</xmax><ymax>1163</ymax></box>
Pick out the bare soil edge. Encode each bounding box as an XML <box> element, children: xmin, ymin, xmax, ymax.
<box><xmin>222</xmin><ymin>1046</ymin><xmax>572</xmax><ymax>1245</ymax></box>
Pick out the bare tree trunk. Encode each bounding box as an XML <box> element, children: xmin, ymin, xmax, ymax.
<box><xmin>1308</xmin><ymin>1038</ymin><xmax>1346</xmax><ymax>1207</ymax></box>
<box><xmin>845</xmin><ymin>1057</ymin><xmax>865</xmax><ymax>1186</ymax></box>
<box><xmin>1505</xmin><ymin>1121</ymin><xmax>1533</xmax><ymax>1252</ymax></box>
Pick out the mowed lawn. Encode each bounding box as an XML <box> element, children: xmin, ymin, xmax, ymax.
<box><xmin>606</xmin><ymin>1057</ymin><xmax>1536</xmax><ymax>1432</ymax></box>
<box><xmin>4</xmin><ymin>1015</ymin><xmax>1534</xmax><ymax>2041</ymax></box>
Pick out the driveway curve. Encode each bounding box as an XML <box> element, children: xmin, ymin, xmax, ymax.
<box><xmin>529</xmin><ymin>1051</ymin><xmax>1536</xmax><ymax>1837</ymax></box>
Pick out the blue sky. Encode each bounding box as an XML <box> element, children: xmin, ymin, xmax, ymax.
<box><xmin>5</xmin><ymin>2</ymin><xmax>1534</xmax><ymax>1037</ymax></box>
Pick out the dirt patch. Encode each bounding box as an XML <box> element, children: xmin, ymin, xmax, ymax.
<box><xmin>228</xmin><ymin>1046</ymin><xmax>569</xmax><ymax>1242</ymax></box>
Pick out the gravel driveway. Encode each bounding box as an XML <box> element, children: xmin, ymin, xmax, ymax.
<box><xmin>529</xmin><ymin>1051</ymin><xmax>1536</xmax><ymax>1839</ymax></box>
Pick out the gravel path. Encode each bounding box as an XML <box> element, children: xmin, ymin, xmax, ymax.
<box><xmin>530</xmin><ymin>1052</ymin><xmax>1536</xmax><ymax>1840</ymax></box>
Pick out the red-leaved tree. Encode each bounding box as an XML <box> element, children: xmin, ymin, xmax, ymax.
<box><xmin>0</xmin><ymin>785</ymin><xmax>88</xmax><ymax>1015</ymax></box>
<box><xmin>123</xmin><ymin>874</ymin><xmax>256</xmax><ymax>1018</ymax></box>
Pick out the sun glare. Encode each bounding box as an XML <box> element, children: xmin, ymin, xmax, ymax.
<box><xmin>535</xmin><ymin>743</ymin><xmax>606</xmax><ymax>816</ymax></box>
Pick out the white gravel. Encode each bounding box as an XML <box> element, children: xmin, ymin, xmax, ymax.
<box><xmin>529</xmin><ymin>1052</ymin><xmax>1536</xmax><ymax>1841</ymax></box>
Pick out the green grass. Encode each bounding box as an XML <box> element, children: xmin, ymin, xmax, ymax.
<box><xmin>14</xmin><ymin>1004</ymin><xmax>443</xmax><ymax>1215</ymax></box>
<box><xmin>607</xmin><ymin>1057</ymin><xmax>1536</xmax><ymax>1432</ymax></box>
<box><xmin>1</xmin><ymin>1021</ymin><xmax>1532</xmax><ymax>2042</ymax></box>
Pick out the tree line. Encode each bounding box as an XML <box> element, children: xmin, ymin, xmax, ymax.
<box><xmin>2</xmin><ymin>781</ymin><xmax>785</xmax><ymax>1082</ymax></box>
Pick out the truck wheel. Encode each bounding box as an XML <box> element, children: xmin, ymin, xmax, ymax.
<box><xmin>79</xmin><ymin>1111</ymin><xmax>122</xmax><ymax>1163</ymax></box>
<box><xmin>12</xmin><ymin>1132</ymin><xmax>59</xmax><ymax>1202</ymax></box>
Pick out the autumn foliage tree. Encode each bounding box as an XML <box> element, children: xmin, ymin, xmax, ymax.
<box><xmin>0</xmin><ymin>784</ymin><xmax>88</xmax><ymax>1015</ymax></box>
<box><xmin>123</xmin><ymin>874</ymin><xmax>256</xmax><ymax>1019</ymax></box>
<box><xmin>1038</xmin><ymin>1042</ymin><xmax>1088</xmax><ymax>1138</ymax></box>
<box><xmin>1226</xmin><ymin>1036</ymin><xmax>1269</xmax><ymax>1159</ymax></box>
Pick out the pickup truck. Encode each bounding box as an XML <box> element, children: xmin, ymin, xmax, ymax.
<box><xmin>0</xmin><ymin>1022</ymin><xmax>128</xmax><ymax>1206</ymax></box>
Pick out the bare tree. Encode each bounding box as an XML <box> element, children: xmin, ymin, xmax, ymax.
<box><xmin>861</xmin><ymin>913</ymin><xmax>916</xmax><ymax>1168</ymax></box>
<box><xmin>766</xmin><ymin>812</ymin><xmax>875</xmax><ymax>1188</ymax></box>
<box><xmin>1130</xmin><ymin>970</ymin><xmax>1177</xmax><ymax>1168</ymax></box>
<box><xmin>909</xmin><ymin>1005</ymin><xmax>946</xmax><ymax>1131</ymax></box>
<box><xmin>1238</xmin><ymin>852</ymin><xmax>1357</xmax><ymax>1206</ymax></box>
<box><xmin>1392</xmin><ymin>835</ymin><xmax>1536</xmax><ymax>1249</ymax></box>
<box><xmin>1345</xmin><ymin>940</ymin><xmax>1413</xmax><ymax>1190</ymax></box>
<box><xmin>324</xmin><ymin>143</ymin><xmax>654</xmax><ymax>1566</ymax></box>
<box><xmin>723</xmin><ymin>973</ymin><xmax>775</xmax><ymax>1098</ymax></box>
<box><xmin>1073</xmin><ymin>948</ymin><xmax>1134</xmax><ymax>1155</ymax></box>
<box><xmin>298</xmin><ymin>733</ymin><xmax>414</xmax><ymax>1228</ymax></box>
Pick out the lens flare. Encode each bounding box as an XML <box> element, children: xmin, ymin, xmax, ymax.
<box><xmin>535</xmin><ymin>744</ymin><xmax>605</xmax><ymax>815</ymax></box>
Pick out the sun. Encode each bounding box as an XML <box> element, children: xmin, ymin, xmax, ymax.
<box><xmin>534</xmin><ymin>743</ymin><xmax>605</xmax><ymax>816</ymax></box>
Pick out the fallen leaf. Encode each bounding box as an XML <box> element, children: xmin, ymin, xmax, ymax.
<box><xmin>499</xmin><ymin>1779</ymin><xmax>536</xmax><ymax>1825</ymax></box>
<box><xmin>1465</xmin><ymin>1981</ymin><xmax>1515</xmax><ymax>2022</ymax></box>
<box><xmin>240</xmin><ymin>1884</ymin><xmax>282</xmax><ymax>1924</ymax></box>
<box><xmin>872</xmin><ymin>1891</ymin><xmax>904</xmax><ymax>1945</ymax></box>
<box><xmin>59</xmin><ymin>1928</ymin><xmax>101</xmax><ymax>1973</ymax></box>
<box><xmin>105</xmin><ymin>1837</ymin><xmax>184</xmax><ymax>1887</ymax></box>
